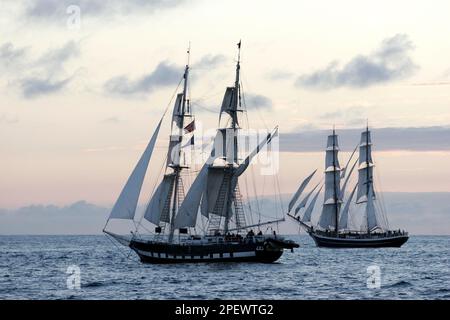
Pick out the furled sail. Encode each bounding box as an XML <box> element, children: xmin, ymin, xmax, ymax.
<box><xmin>338</xmin><ymin>184</ymin><xmax>357</xmax><ymax>230</ymax></box>
<box><xmin>301</xmin><ymin>185</ymin><xmax>323</xmax><ymax>223</ymax></box>
<box><xmin>357</xmin><ymin>129</ymin><xmax>375</xmax><ymax>203</ymax></box>
<box><xmin>288</xmin><ymin>169</ymin><xmax>317</xmax><ymax>212</ymax></box>
<box><xmin>295</xmin><ymin>182</ymin><xmax>320</xmax><ymax>215</ymax></box>
<box><xmin>144</xmin><ymin>174</ymin><xmax>176</xmax><ymax>225</ymax></box>
<box><xmin>108</xmin><ymin>117</ymin><xmax>163</xmax><ymax>220</ymax></box>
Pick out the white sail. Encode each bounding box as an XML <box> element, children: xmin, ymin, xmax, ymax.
<box><xmin>144</xmin><ymin>174</ymin><xmax>175</xmax><ymax>225</ymax></box>
<box><xmin>235</xmin><ymin>127</ymin><xmax>278</xmax><ymax>177</ymax></box>
<box><xmin>288</xmin><ymin>169</ymin><xmax>317</xmax><ymax>212</ymax></box>
<box><xmin>338</xmin><ymin>184</ymin><xmax>357</xmax><ymax>230</ymax></box>
<box><xmin>318</xmin><ymin>203</ymin><xmax>339</xmax><ymax>230</ymax></box>
<box><xmin>318</xmin><ymin>132</ymin><xmax>341</xmax><ymax>230</ymax></box>
<box><xmin>173</xmin><ymin>164</ymin><xmax>208</xmax><ymax>228</ymax></box>
<box><xmin>173</xmin><ymin>136</ymin><xmax>221</xmax><ymax>227</ymax></box>
<box><xmin>219</xmin><ymin>87</ymin><xmax>238</xmax><ymax>122</ymax></box>
<box><xmin>295</xmin><ymin>182</ymin><xmax>320</xmax><ymax>215</ymax></box>
<box><xmin>340</xmin><ymin>158</ymin><xmax>358</xmax><ymax>199</ymax></box>
<box><xmin>108</xmin><ymin>118</ymin><xmax>163</xmax><ymax>220</ymax></box>
<box><xmin>341</xmin><ymin>144</ymin><xmax>358</xmax><ymax>179</ymax></box>
<box><xmin>202</xmin><ymin>167</ymin><xmax>229</xmax><ymax>217</ymax></box>
<box><xmin>301</xmin><ymin>185</ymin><xmax>323</xmax><ymax>223</ymax></box>
<box><xmin>366</xmin><ymin>184</ymin><xmax>379</xmax><ymax>231</ymax></box>
<box><xmin>324</xmin><ymin>170</ymin><xmax>341</xmax><ymax>204</ymax></box>
<box><xmin>357</xmin><ymin>130</ymin><xmax>375</xmax><ymax>203</ymax></box>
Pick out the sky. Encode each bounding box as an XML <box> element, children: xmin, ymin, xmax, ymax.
<box><xmin>1</xmin><ymin>1</ymin><xmax>450</xmax><ymax>233</ymax></box>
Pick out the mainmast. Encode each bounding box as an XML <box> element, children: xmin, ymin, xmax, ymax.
<box><xmin>223</xmin><ymin>40</ymin><xmax>241</xmax><ymax>234</ymax></box>
<box><xmin>168</xmin><ymin>47</ymin><xmax>190</xmax><ymax>242</ymax></box>
<box><xmin>332</xmin><ymin>126</ymin><xmax>339</xmax><ymax>235</ymax></box>
<box><xmin>365</xmin><ymin>123</ymin><xmax>370</xmax><ymax>235</ymax></box>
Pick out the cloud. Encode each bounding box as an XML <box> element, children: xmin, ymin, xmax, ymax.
<box><xmin>20</xmin><ymin>76</ymin><xmax>72</xmax><ymax>98</ymax></box>
<box><xmin>104</xmin><ymin>61</ymin><xmax>180</xmax><ymax>96</ymax></box>
<box><xmin>280</xmin><ymin>126</ymin><xmax>450</xmax><ymax>152</ymax></box>
<box><xmin>0</xmin><ymin>40</ymin><xmax>80</xmax><ymax>98</ymax></box>
<box><xmin>318</xmin><ymin>106</ymin><xmax>368</xmax><ymax>126</ymax></box>
<box><xmin>24</xmin><ymin>0</ymin><xmax>186</xmax><ymax>20</ymax></box>
<box><xmin>0</xmin><ymin>42</ymin><xmax>28</xmax><ymax>71</ymax></box>
<box><xmin>266</xmin><ymin>70</ymin><xmax>294</xmax><ymax>81</ymax></box>
<box><xmin>192</xmin><ymin>54</ymin><xmax>226</xmax><ymax>70</ymax></box>
<box><xmin>244</xmin><ymin>93</ymin><xmax>273</xmax><ymax>110</ymax></box>
<box><xmin>0</xmin><ymin>114</ymin><xmax>19</xmax><ymax>124</ymax></box>
<box><xmin>296</xmin><ymin>34</ymin><xmax>418</xmax><ymax>90</ymax></box>
<box><xmin>1</xmin><ymin>194</ymin><xmax>449</xmax><ymax>235</ymax></box>
<box><xmin>104</xmin><ymin>54</ymin><xmax>226</xmax><ymax>96</ymax></box>
<box><xmin>101</xmin><ymin>116</ymin><xmax>121</xmax><ymax>124</ymax></box>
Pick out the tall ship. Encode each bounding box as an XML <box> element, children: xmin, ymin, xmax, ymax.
<box><xmin>103</xmin><ymin>42</ymin><xmax>298</xmax><ymax>263</ymax></box>
<box><xmin>288</xmin><ymin>127</ymin><xmax>409</xmax><ymax>248</ymax></box>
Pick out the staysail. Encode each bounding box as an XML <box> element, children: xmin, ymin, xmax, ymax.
<box><xmin>301</xmin><ymin>185</ymin><xmax>323</xmax><ymax>223</ymax></box>
<box><xmin>288</xmin><ymin>169</ymin><xmax>317</xmax><ymax>212</ymax></box>
<box><xmin>294</xmin><ymin>182</ymin><xmax>320</xmax><ymax>215</ymax></box>
<box><xmin>338</xmin><ymin>183</ymin><xmax>357</xmax><ymax>230</ymax></box>
<box><xmin>108</xmin><ymin>117</ymin><xmax>163</xmax><ymax>220</ymax></box>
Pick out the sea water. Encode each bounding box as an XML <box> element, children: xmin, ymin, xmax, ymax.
<box><xmin>0</xmin><ymin>235</ymin><xmax>448</xmax><ymax>299</ymax></box>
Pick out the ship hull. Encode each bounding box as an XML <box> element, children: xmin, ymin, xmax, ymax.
<box><xmin>309</xmin><ymin>232</ymin><xmax>409</xmax><ymax>248</ymax></box>
<box><xmin>129</xmin><ymin>237</ymin><xmax>297</xmax><ymax>264</ymax></box>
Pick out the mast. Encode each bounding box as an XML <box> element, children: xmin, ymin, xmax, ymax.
<box><xmin>332</xmin><ymin>126</ymin><xmax>339</xmax><ymax>235</ymax></box>
<box><xmin>365</xmin><ymin>123</ymin><xmax>370</xmax><ymax>235</ymax></box>
<box><xmin>168</xmin><ymin>47</ymin><xmax>190</xmax><ymax>242</ymax></box>
<box><xmin>224</xmin><ymin>40</ymin><xmax>241</xmax><ymax>234</ymax></box>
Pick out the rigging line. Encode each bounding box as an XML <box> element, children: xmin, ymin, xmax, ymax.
<box><xmin>241</xmin><ymin>72</ymin><xmax>269</xmax><ymax>130</ymax></box>
<box><xmin>103</xmin><ymin>233</ymin><xmax>136</xmax><ymax>262</ymax></box>
<box><xmin>103</xmin><ymin>82</ymin><xmax>179</xmax><ymax>233</ymax></box>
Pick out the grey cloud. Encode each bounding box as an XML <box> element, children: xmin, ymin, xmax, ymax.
<box><xmin>104</xmin><ymin>61</ymin><xmax>180</xmax><ymax>96</ymax></box>
<box><xmin>0</xmin><ymin>42</ymin><xmax>28</xmax><ymax>70</ymax></box>
<box><xmin>296</xmin><ymin>34</ymin><xmax>418</xmax><ymax>90</ymax></box>
<box><xmin>0</xmin><ymin>40</ymin><xmax>80</xmax><ymax>98</ymax></box>
<box><xmin>104</xmin><ymin>54</ymin><xmax>227</xmax><ymax>96</ymax></box>
<box><xmin>25</xmin><ymin>0</ymin><xmax>185</xmax><ymax>20</ymax></box>
<box><xmin>192</xmin><ymin>54</ymin><xmax>226</xmax><ymax>70</ymax></box>
<box><xmin>244</xmin><ymin>93</ymin><xmax>273</xmax><ymax>110</ymax></box>
<box><xmin>281</xmin><ymin>126</ymin><xmax>450</xmax><ymax>152</ymax></box>
<box><xmin>20</xmin><ymin>76</ymin><xmax>72</xmax><ymax>98</ymax></box>
<box><xmin>266</xmin><ymin>70</ymin><xmax>294</xmax><ymax>81</ymax></box>
<box><xmin>33</xmin><ymin>41</ymin><xmax>80</xmax><ymax>74</ymax></box>
<box><xmin>318</xmin><ymin>106</ymin><xmax>367</xmax><ymax>126</ymax></box>
<box><xmin>1</xmin><ymin>194</ymin><xmax>449</xmax><ymax>234</ymax></box>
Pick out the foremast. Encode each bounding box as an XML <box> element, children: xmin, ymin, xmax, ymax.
<box><xmin>168</xmin><ymin>49</ymin><xmax>191</xmax><ymax>242</ymax></box>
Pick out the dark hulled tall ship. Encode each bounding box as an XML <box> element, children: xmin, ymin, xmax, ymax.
<box><xmin>288</xmin><ymin>127</ymin><xmax>408</xmax><ymax>248</ymax></box>
<box><xmin>103</xmin><ymin>42</ymin><xmax>298</xmax><ymax>263</ymax></box>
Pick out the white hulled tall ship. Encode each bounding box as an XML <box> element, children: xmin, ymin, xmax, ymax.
<box><xmin>288</xmin><ymin>127</ymin><xmax>409</xmax><ymax>248</ymax></box>
<box><xmin>103</xmin><ymin>42</ymin><xmax>298</xmax><ymax>263</ymax></box>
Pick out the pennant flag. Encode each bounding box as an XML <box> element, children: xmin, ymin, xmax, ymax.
<box><xmin>184</xmin><ymin>120</ymin><xmax>196</xmax><ymax>133</ymax></box>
